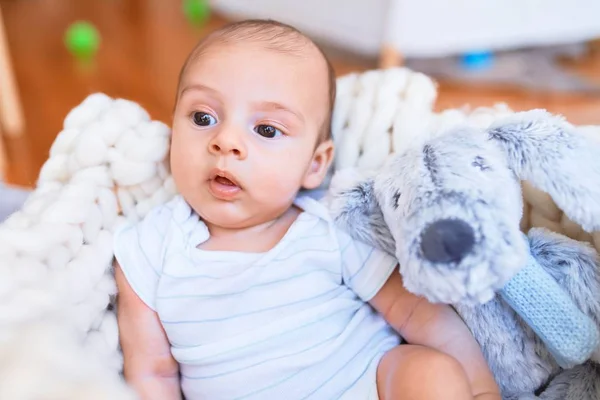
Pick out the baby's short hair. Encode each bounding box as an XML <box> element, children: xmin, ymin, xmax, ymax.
<box><xmin>176</xmin><ymin>19</ymin><xmax>336</xmax><ymax>142</ymax></box>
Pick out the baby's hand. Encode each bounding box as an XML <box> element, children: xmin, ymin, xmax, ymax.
<box><xmin>115</xmin><ymin>262</ymin><xmax>182</xmax><ymax>400</ymax></box>
<box><xmin>370</xmin><ymin>271</ymin><xmax>501</xmax><ymax>400</ymax></box>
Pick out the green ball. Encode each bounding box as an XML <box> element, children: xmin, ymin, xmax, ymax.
<box><xmin>183</xmin><ymin>0</ymin><xmax>211</xmax><ymax>26</ymax></box>
<box><xmin>65</xmin><ymin>21</ymin><xmax>100</xmax><ymax>60</ymax></box>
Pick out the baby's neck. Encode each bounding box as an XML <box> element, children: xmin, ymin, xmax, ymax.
<box><xmin>198</xmin><ymin>206</ymin><xmax>302</xmax><ymax>253</ymax></box>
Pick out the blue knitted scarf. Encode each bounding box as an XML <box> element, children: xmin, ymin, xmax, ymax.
<box><xmin>499</xmin><ymin>235</ymin><xmax>599</xmax><ymax>368</ymax></box>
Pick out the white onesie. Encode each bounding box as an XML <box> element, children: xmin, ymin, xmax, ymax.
<box><xmin>114</xmin><ymin>194</ymin><xmax>401</xmax><ymax>400</ymax></box>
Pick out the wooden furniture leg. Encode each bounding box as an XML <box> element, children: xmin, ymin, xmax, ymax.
<box><xmin>589</xmin><ymin>38</ymin><xmax>600</xmax><ymax>54</ymax></box>
<box><xmin>379</xmin><ymin>43</ymin><xmax>404</xmax><ymax>69</ymax></box>
<box><xmin>0</xmin><ymin>5</ymin><xmax>25</xmax><ymax>138</ymax></box>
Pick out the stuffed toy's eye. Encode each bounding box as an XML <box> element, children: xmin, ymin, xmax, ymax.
<box><xmin>472</xmin><ymin>156</ymin><xmax>490</xmax><ymax>171</ymax></box>
<box><xmin>393</xmin><ymin>191</ymin><xmax>402</xmax><ymax>209</ymax></box>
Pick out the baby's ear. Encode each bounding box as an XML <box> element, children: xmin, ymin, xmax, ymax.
<box><xmin>302</xmin><ymin>139</ymin><xmax>334</xmax><ymax>190</ymax></box>
<box><xmin>487</xmin><ymin>110</ymin><xmax>600</xmax><ymax>232</ymax></box>
<box><xmin>325</xmin><ymin>168</ymin><xmax>396</xmax><ymax>255</ymax></box>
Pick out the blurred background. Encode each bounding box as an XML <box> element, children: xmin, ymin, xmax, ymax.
<box><xmin>1</xmin><ymin>0</ymin><xmax>600</xmax><ymax>187</ymax></box>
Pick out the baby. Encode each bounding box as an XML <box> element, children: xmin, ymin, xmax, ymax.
<box><xmin>114</xmin><ymin>19</ymin><xmax>501</xmax><ymax>400</ymax></box>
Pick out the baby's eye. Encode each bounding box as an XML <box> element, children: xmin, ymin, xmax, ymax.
<box><xmin>192</xmin><ymin>111</ymin><xmax>217</xmax><ymax>127</ymax></box>
<box><xmin>254</xmin><ymin>124</ymin><xmax>282</xmax><ymax>138</ymax></box>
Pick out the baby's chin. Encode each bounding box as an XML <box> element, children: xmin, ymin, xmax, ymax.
<box><xmin>197</xmin><ymin>204</ymin><xmax>250</xmax><ymax>230</ymax></box>
<box><xmin>196</xmin><ymin>199</ymin><xmax>293</xmax><ymax>233</ymax></box>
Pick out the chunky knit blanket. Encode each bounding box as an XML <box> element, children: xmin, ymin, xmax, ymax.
<box><xmin>0</xmin><ymin>93</ymin><xmax>175</xmax><ymax>399</ymax></box>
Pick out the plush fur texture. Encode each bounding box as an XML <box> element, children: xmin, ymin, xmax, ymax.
<box><xmin>325</xmin><ymin>110</ymin><xmax>600</xmax><ymax>399</ymax></box>
<box><xmin>329</xmin><ymin>124</ymin><xmax>527</xmax><ymax>305</ymax></box>
<box><xmin>487</xmin><ymin>110</ymin><xmax>600</xmax><ymax>233</ymax></box>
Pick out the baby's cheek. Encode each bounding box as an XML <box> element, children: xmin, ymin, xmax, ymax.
<box><xmin>170</xmin><ymin>147</ymin><xmax>204</xmax><ymax>197</ymax></box>
<box><xmin>256</xmin><ymin>160</ymin><xmax>304</xmax><ymax>197</ymax></box>
<box><xmin>170</xmin><ymin>149</ymin><xmax>191</xmax><ymax>181</ymax></box>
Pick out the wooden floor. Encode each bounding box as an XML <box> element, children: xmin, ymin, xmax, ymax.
<box><xmin>2</xmin><ymin>0</ymin><xmax>600</xmax><ymax>187</ymax></box>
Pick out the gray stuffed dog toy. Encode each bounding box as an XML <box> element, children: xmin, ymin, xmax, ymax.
<box><xmin>325</xmin><ymin>110</ymin><xmax>600</xmax><ymax>399</ymax></box>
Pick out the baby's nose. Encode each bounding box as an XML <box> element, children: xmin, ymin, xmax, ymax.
<box><xmin>208</xmin><ymin>129</ymin><xmax>247</xmax><ymax>159</ymax></box>
<box><xmin>420</xmin><ymin>219</ymin><xmax>475</xmax><ymax>264</ymax></box>
<box><xmin>210</xmin><ymin>142</ymin><xmax>242</xmax><ymax>157</ymax></box>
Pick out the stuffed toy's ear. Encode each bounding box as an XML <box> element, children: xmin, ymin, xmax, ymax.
<box><xmin>324</xmin><ymin>168</ymin><xmax>396</xmax><ymax>256</ymax></box>
<box><xmin>487</xmin><ymin>110</ymin><xmax>600</xmax><ymax>232</ymax></box>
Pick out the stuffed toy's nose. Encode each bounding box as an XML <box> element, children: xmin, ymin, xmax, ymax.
<box><xmin>420</xmin><ymin>219</ymin><xmax>475</xmax><ymax>263</ymax></box>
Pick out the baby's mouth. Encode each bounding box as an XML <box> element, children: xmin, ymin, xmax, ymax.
<box><xmin>209</xmin><ymin>169</ymin><xmax>241</xmax><ymax>187</ymax></box>
<box><xmin>208</xmin><ymin>169</ymin><xmax>242</xmax><ymax>199</ymax></box>
<box><xmin>214</xmin><ymin>176</ymin><xmax>236</xmax><ymax>186</ymax></box>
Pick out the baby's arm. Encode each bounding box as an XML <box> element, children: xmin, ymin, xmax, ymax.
<box><xmin>370</xmin><ymin>271</ymin><xmax>501</xmax><ymax>399</ymax></box>
<box><xmin>115</xmin><ymin>261</ymin><xmax>182</xmax><ymax>400</ymax></box>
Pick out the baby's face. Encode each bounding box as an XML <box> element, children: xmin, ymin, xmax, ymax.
<box><xmin>171</xmin><ymin>42</ymin><xmax>333</xmax><ymax>230</ymax></box>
